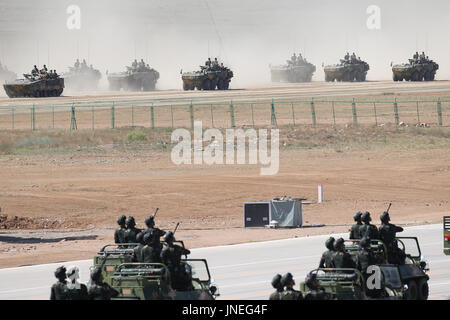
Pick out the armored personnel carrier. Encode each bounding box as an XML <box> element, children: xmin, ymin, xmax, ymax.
<box><xmin>0</xmin><ymin>63</ymin><xmax>16</xmax><ymax>84</ymax></box>
<box><xmin>3</xmin><ymin>70</ymin><xmax>64</xmax><ymax>98</ymax></box>
<box><xmin>63</xmin><ymin>59</ymin><xmax>101</xmax><ymax>90</ymax></box>
<box><xmin>392</xmin><ymin>54</ymin><xmax>439</xmax><ymax>81</ymax></box>
<box><xmin>108</xmin><ymin>59</ymin><xmax>159</xmax><ymax>91</ymax></box>
<box><xmin>444</xmin><ymin>217</ymin><xmax>450</xmax><ymax>256</ymax></box>
<box><xmin>324</xmin><ymin>54</ymin><xmax>370</xmax><ymax>82</ymax></box>
<box><xmin>270</xmin><ymin>54</ymin><xmax>316</xmax><ymax>83</ymax></box>
<box><xmin>181</xmin><ymin>58</ymin><xmax>233</xmax><ymax>90</ymax></box>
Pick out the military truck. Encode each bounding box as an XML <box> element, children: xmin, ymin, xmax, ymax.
<box><xmin>392</xmin><ymin>57</ymin><xmax>439</xmax><ymax>82</ymax></box>
<box><xmin>324</xmin><ymin>56</ymin><xmax>370</xmax><ymax>82</ymax></box>
<box><xmin>270</xmin><ymin>55</ymin><xmax>316</xmax><ymax>83</ymax></box>
<box><xmin>444</xmin><ymin>217</ymin><xmax>450</xmax><ymax>256</ymax></box>
<box><xmin>63</xmin><ymin>61</ymin><xmax>101</xmax><ymax>91</ymax></box>
<box><xmin>108</xmin><ymin>60</ymin><xmax>159</xmax><ymax>91</ymax></box>
<box><xmin>3</xmin><ymin>73</ymin><xmax>64</xmax><ymax>98</ymax></box>
<box><xmin>93</xmin><ymin>244</ymin><xmax>137</xmax><ymax>284</ymax></box>
<box><xmin>181</xmin><ymin>59</ymin><xmax>233</xmax><ymax>90</ymax></box>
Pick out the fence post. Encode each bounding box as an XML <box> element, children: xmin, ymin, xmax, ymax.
<box><xmin>189</xmin><ymin>101</ymin><xmax>194</xmax><ymax>129</ymax></box>
<box><xmin>270</xmin><ymin>99</ymin><xmax>277</xmax><ymax>126</ymax></box>
<box><xmin>393</xmin><ymin>98</ymin><xmax>399</xmax><ymax>125</ymax></box>
<box><xmin>170</xmin><ymin>105</ymin><xmax>174</xmax><ymax>128</ymax></box>
<box><xmin>331</xmin><ymin>102</ymin><xmax>336</xmax><ymax>127</ymax></box>
<box><xmin>251</xmin><ymin>104</ymin><xmax>255</xmax><ymax>127</ymax></box>
<box><xmin>70</xmin><ymin>104</ymin><xmax>77</xmax><ymax>130</ymax></box>
<box><xmin>111</xmin><ymin>102</ymin><xmax>115</xmax><ymax>129</ymax></box>
<box><xmin>310</xmin><ymin>98</ymin><xmax>317</xmax><ymax>127</ymax></box>
<box><xmin>416</xmin><ymin>101</ymin><xmax>420</xmax><ymax>124</ymax></box>
<box><xmin>352</xmin><ymin>98</ymin><xmax>358</xmax><ymax>125</ymax></box>
<box><xmin>210</xmin><ymin>104</ymin><xmax>214</xmax><ymax>127</ymax></box>
<box><xmin>151</xmin><ymin>103</ymin><xmax>155</xmax><ymax>129</ymax></box>
<box><xmin>291</xmin><ymin>103</ymin><xmax>296</xmax><ymax>126</ymax></box>
<box><xmin>229</xmin><ymin>100</ymin><xmax>235</xmax><ymax>128</ymax></box>
<box><xmin>373</xmin><ymin>102</ymin><xmax>378</xmax><ymax>126</ymax></box>
<box><xmin>91</xmin><ymin>105</ymin><xmax>95</xmax><ymax>130</ymax></box>
<box><xmin>437</xmin><ymin>98</ymin><xmax>443</xmax><ymax>126</ymax></box>
<box><xmin>131</xmin><ymin>105</ymin><xmax>135</xmax><ymax>128</ymax></box>
<box><xmin>11</xmin><ymin>107</ymin><xmax>14</xmax><ymax>130</ymax></box>
<box><xmin>31</xmin><ymin>104</ymin><xmax>36</xmax><ymax>131</ymax></box>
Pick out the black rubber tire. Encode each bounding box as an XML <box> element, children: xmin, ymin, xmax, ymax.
<box><xmin>417</xmin><ymin>278</ymin><xmax>429</xmax><ymax>300</ymax></box>
<box><xmin>406</xmin><ymin>280</ymin><xmax>418</xmax><ymax>300</ymax></box>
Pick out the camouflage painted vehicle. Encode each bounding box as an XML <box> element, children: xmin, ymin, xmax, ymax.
<box><xmin>324</xmin><ymin>58</ymin><xmax>370</xmax><ymax>82</ymax></box>
<box><xmin>270</xmin><ymin>56</ymin><xmax>316</xmax><ymax>83</ymax></box>
<box><xmin>0</xmin><ymin>64</ymin><xmax>16</xmax><ymax>84</ymax></box>
<box><xmin>108</xmin><ymin>61</ymin><xmax>159</xmax><ymax>91</ymax></box>
<box><xmin>181</xmin><ymin>61</ymin><xmax>233</xmax><ymax>90</ymax></box>
<box><xmin>444</xmin><ymin>217</ymin><xmax>450</xmax><ymax>256</ymax></box>
<box><xmin>110</xmin><ymin>260</ymin><xmax>218</xmax><ymax>300</ymax></box>
<box><xmin>63</xmin><ymin>63</ymin><xmax>101</xmax><ymax>90</ymax></box>
<box><xmin>93</xmin><ymin>244</ymin><xmax>137</xmax><ymax>284</ymax></box>
<box><xmin>392</xmin><ymin>59</ymin><xmax>439</xmax><ymax>82</ymax></box>
<box><xmin>3</xmin><ymin>73</ymin><xmax>64</xmax><ymax>98</ymax></box>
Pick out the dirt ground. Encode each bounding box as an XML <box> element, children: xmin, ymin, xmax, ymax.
<box><xmin>0</xmin><ymin>124</ymin><xmax>449</xmax><ymax>268</ymax></box>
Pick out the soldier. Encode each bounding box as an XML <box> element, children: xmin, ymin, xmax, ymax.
<box><xmin>413</xmin><ymin>52</ymin><xmax>419</xmax><ymax>61</ymax></box>
<box><xmin>40</xmin><ymin>65</ymin><xmax>48</xmax><ymax>75</ymax></box>
<box><xmin>298</xmin><ymin>53</ymin><xmax>303</xmax><ymax>63</ymax></box>
<box><xmin>114</xmin><ymin>215</ymin><xmax>127</xmax><ymax>244</ymax></box>
<box><xmin>74</xmin><ymin>59</ymin><xmax>80</xmax><ymax>69</ymax></box>
<box><xmin>356</xmin><ymin>237</ymin><xmax>378</xmax><ymax>275</ymax></box>
<box><xmin>161</xmin><ymin>231</ymin><xmax>191</xmax><ymax>290</ymax></box>
<box><xmin>81</xmin><ymin>59</ymin><xmax>87</xmax><ymax>69</ymax></box>
<box><xmin>31</xmin><ymin>65</ymin><xmax>39</xmax><ymax>77</ymax></box>
<box><xmin>66</xmin><ymin>266</ymin><xmax>88</xmax><ymax>300</ymax></box>
<box><xmin>291</xmin><ymin>53</ymin><xmax>297</xmax><ymax>64</ymax></box>
<box><xmin>349</xmin><ymin>212</ymin><xmax>363</xmax><ymax>240</ymax></box>
<box><xmin>53</xmin><ymin>70</ymin><xmax>59</xmax><ymax>79</ymax></box>
<box><xmin>319</xmin><ymin>237</ymin><xmax>335</xmax><ymax>268</ymax></box>
<box><xmin>50</xmin><ymin>266</ymin><xmax>69</xmax><ymax>300</ymax></box>
<box><xmin>378</xmin><ymin>211</ymin><xmax>405</xmax><ymax>264</ymax></box>
<box><xmin>132</xmin><ymin>232</ymin><xmax>145</xmax><ymax>262</ymax></box>
<box><xmin>205</xmin><ymin>58</ymin><xmax>212</xmax><ymax>69</ymax></box>
<box><xmin>331</xmin><ymin>238</ymin><xmax>356</xmax><ymax>269</ymax></box>
<box><xmin>139</xmin><ymin>59</ymin><xmax>146</xmax><ymax>70</ymax></box>
<box><xmin>132</xmin><ymin>59</ymin><xmax>138</xmax><ymax>70</ymax></box>
<box><xmin>88</xmin><ymin>267</ymin><xmax>119</xmax><ymax>300</ymax></box>
<box><xmin>144</xmin><ymin>216</ymin><xmax>166</xmax><ymax>240</ymax></box>
<box><xmin>360</xmin><ymin>212</ymin><xmax>379</xmax><ymax>240</ymax></box>
<box><xmin>124</xmin><ymin>216</ymin><xmax>141</xmax><ymax>244</ymax></box>
<box><xmin>269</xmin><ymin>274</ymin><xmax>284</xmax><ymax>300</ymax></box>
<box><xmin>351</xmin><ymin>52</ymin><xmax>357</xmax><ymax>63</ymax></box>
<box><xmin>303</xmin><ymin>273</ymin><xmax>332</xmax><ymax>300</ymax></box>
<box><xmin>280</xmin><ymin>273</ymin><xmax>303</xmax><ymax>300</ymax></box>
<box><xmin>344</xmin><ymin>52</ymin><xmax>350</xmax><ymax>61</ymax></box>
<box><xmin>141</xmin><ymin>231</ymin><xmax>161</xmax><ymax>263</ymax></box>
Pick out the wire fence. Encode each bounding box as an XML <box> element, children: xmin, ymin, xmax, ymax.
<box><xmin>0</xmin><ymin>96</ymin><xmax>449</xmax><ymax>131</ymax></box>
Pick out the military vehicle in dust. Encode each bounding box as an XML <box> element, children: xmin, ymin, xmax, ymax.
<box><xmin>444</xmin><ymin>216</ymin><xmax>450</xmax><ymax>256</ymax></box>
<box><xmin>300</xmin><ymin>237</ymin><xmax>429</xmax><ymax>300</ymax></box>
<box><xmin>3</xmin><ymin>65</ymin><xmax>64</xmax><ymax>98</ymax></box>
<box><xmin>63</xmin><ymin>59</ymin><xmax>101</xmax><ymax>90</ymax></box>
<box><xmin>0</xmin><ymin>62</ymin><xmax>16</xmax><ymax>84</ymax></box>
<box><xmin>107</xmin><ymin>59</ymin><xmax>159</xmax><ymax>91</ymax></box>
<box><xmin>270</xmin><ymin>53</ymin><xmax>316</xmax><ymax>83</ymax></box>
<box><xmin>181</xmin><ymin>58</ymin><xmax>233</xmax><ymax>90</ymax></box>
<box><xmin>93</xmin><ymin>243</ymin><xmax>219</xmax><ymax>300</ymax></box>
<box><xmin>392</xmin><ymin>52</ymin><xmax>439</xmax><ymax>82</ymax></box>
<box><xmin>324</xmin><ymin>53</ymin><xmax>370</xmax><ymax>82</ymax></box>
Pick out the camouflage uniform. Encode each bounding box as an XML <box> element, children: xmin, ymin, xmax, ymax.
<box><xmin>114</xmin><ymin>215</ymin><xmax>127</xmax><ymax>244</ymax></box>
<box><xmin>356</xmin><ymin>238</ymin><xmax>378</xmax><ymax>274</ymax></box>
<box><xmin>88</xmin><ymin>267</ymin><xmax>118</xmax><ymax>300</ymax></box>
<box><xmin>161</xmin><ymin>232</ymin><xmax>191</xmax><ymax>290</ymax></box>
<box><xmin>269</xmin><ymin>274</ymin><xmax>284</xmax><ymax>300</ymax></box>
<box><xmin>303</xmin><ymin>273</ymin><xmax>332</xmax><ymax>300</ymax></box>
<box><xmin>280</xmin><ymin>273</ymin><xmax>303</xmax><ymax>300</ymax></box>
<box><xmin>378</xmin><ymin>212</ymin><xmax>405</xmax><ymax>264</ymax></box>
<box><xmin>124</xmin><ymin>216</ymin><xmax>142</xmax><ymax>244</ymax></box>
<box><xmin>141</xmin><ymin>232</ymin><xmax>162</xmax><ymax>263</ymax></box>
<box><xmin>319</xmin><ymin>237</ymin><xmax>335</xmax><ymax>268</ymax></box>
<box><xmin>331</xmin><ymin>238</ymin><xmax>356</xmax><ymax>269</ymax></box>
<box><xmin>50</xmin><ymin>266</ymin><xmax>69</xmax><ymax>300</ymax></box>
<box><xmin>360</xmin><ymin>212</ymin><xmax>379</xmax><ymax>240</ymax></box>
<box><xmin>66</xmin><ymin>283</ymin><xmax>88</xmax><ymax>300</ymax></box>
<box><xmin>349</xmin><ymin>212</ymin><xmax>363</xmax><ymax>239</ymax></box>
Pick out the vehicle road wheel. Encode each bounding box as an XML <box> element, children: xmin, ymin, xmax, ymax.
<box><xmin>405</xmin><ymin>280</ymin><xmax>418</xmax><ymax>300</ymax></box>
<box><xmin>417</xmin><ymin>278</ymin><xmax>429</xmax><ymax>300</ymax></box>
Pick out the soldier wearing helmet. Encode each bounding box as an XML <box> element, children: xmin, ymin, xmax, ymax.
<box><xmin>379</xmin><ymin>211</ymin><xmax>405</xmax><ymax>264</ymax></box>
<box><xmin>144</xmin><ymin>216</ymin><xmax>166</xmax><ymax>241</ymax></box>
<box><xmin>114</xmin><ymin>215</ymin><xmax>127</xmax><ymax>244</ymax></box>
<box><xmin>50</xmin><ymin>266</ymin><xmax>69</xmax><ymax>300</ymax></box>
<box><xmin>141</xmin><ymin>231</ymin><xmax>161</xmax><ymax>264</ymax></box>
<box><xmin>66</xmin><ymin>266</ymin><xmax>88</xmax><ymax>300</ymax></box>
<box><xmin>331</xmin><ymin>238</ymin><xmax>356</xmax><ymax>269</ymax></box>
<box><xmin>356</xmin><ymin>237</ymin><xmax>378</xmax><ymax>275</ymax></box>
<box><xmin>88</xmin><ymin>267</ymin><xmax>118</xmax><ymax>300</ymax></box>
<box><xmin>161</xmin><ymin>231</ymin><xmax>191</xmax><ymax>290</ymax></box>
<box><xmin>132</xmin><ymin>232</ymin><xmax>145</xmax><ymax>262</ymax></box>
<box><xmin>280</xmin><ymin>273</ymin><xmax>303</xmax><ymax>300</ymax></box>
<box><xmin>269</xmin><ymin>274</ymin><xmax>284</xmax><ymax>300</ymax></box>
<box><xmin>319</xmin><ymin>237</ymin><xmax>336</xmax><ymax>269</ymax></box>
<box><xmin>304</xmin><ymin>273</ymin><xmax>332</xmax><ymax>300</ymax></box>
<box><xmin>349</xmin><ymin>212</ymin><xmax>363</xmax><ymax>239</ymax></box>
<box><xmin>124</xmin><ymin>216</ymin><xmax>142</xmax><ymax>244</ymax></box>
<box><xmin>360</xmin><ymin>212</ymin><xmax>379</xmax><ymax>240</ymax></box>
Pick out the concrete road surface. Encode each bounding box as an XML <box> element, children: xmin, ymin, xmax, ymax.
<box><xmin>0</xmin><ymin>223</ymin><xmax>448</xmax><ymax>300</ymax></box>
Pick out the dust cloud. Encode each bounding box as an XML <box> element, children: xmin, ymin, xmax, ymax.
<box><xmin>0</xmin><ymin>0</ymin><xmax>450</xmax><ymax>92</ymax></box>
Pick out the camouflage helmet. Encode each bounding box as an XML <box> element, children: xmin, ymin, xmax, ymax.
<box><xmin>136</xmin><ymin>232</ymin><xmax>144</xmax><ymax>244</ymax></box>
<box><xmin>280</xmin><ymin>272</ymin><xmax>294</xmax><ymax>287</ymax></box>
<box><xmin>145</xmin><ymin>216</ymin><xmax>155</xmax><ymax>227</ymax></box>
<box><xmin>54</xmin><ymin>266</ymin><xmax>67</xmax><ymax>279</ymax></box>
<box><xmin>359</xmin><ymin>237</ymin><xmax>371</xmax><ymax>248</ymax></box>
<box><xmin>380</xmin><ymin>211</ymin><xmax>390</xmax><ymax>223</ymax></box>
<box><xmin>90</xmin><ymin>267</ymin><xmax>103</xmax><ymax>282</ymax></box>
<box><xmin>305</xmin><ymin>273</ymin><xmax>318</xmax><ymax>289</ymax></box>
<box><xmin>117</xmin><ymin>215</ymin><xmax>126</xmax><ymax>225</ymax></box>
<box><xmin>271</xmin><ymin>274</ymin><xmax>283</xmax><ymax>290</ymax></box>
<box><xmin>361</xmin><ymin>211</ymin><xmax>372</xmax><ymax>223</ymax></box>
<box><xmin>353</xmin><ymin>212</ymin><xmax>363</xmax><ymax>222</ymax></box>
<box><xmin>143</xmin><ymin>230</ymin><xmax>154</xmax><ymax>244</ymax></box>
<box><xmin>163</xmin><ymin>231</ymin><xmax>174</xmax><ymax>243</ymax></box>
<box><xmin>325</xmin><ymin>237</ymin><xmax>335</xmax><ymax>250</ymax></box>
<box><xmin>126</xmin><ymin>216</ymin><xmax>136</xmax><ymax>227</ymax></box>
<box><xmin>334</xmin><ymin>237</ymin><xmax>345</xmax><ymax>250</ymax></box>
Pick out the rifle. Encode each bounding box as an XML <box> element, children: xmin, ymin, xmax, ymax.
<box><xmin>173</xmin><ymin>222</ymin><xmax>180</xmax><ymax>235</ymax></box>
<box><xmin>386</xmin><ymin>203</ymin><xmax>392</xmax><ymax>213</ymax></box>
<box><xmin>153</xmin><ymin>207</ymin><xmax>159</xmax><ymax>219</ymax></box>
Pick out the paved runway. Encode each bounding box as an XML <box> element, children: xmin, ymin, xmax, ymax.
<box><xmin>0</xmin><ymin>223</ymin><xmax>448</xmax><ymax>300</ymax></box>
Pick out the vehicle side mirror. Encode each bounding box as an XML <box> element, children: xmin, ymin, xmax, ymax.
<box><xmin>210</xmin><ymin>286</ymin><xmax>217</xmax><ymax>295</ymax></box>
<box><xmin>180</xmin><ymin>69</ymin><xmax>183</xmax><ymax>75</ymax></box>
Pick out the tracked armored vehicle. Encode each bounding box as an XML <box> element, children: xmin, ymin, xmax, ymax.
<box><xmin>392</xmin><ymin>56</ymin><xmax>439</xmax><ymax>81</ymax></box>
<box><xmin>181</xmin><ymin>58</ymin><xmax>233</xmax><ymax>90</ymax></box>
<box><xmin>63</xmin><ymin>60</ymin><xmax>101</xmax><ymax>90</ymax></box>
<box><xmin>108</xmin><ymin>60</ymin><xmax>159</xmax><ymax>91</ymax></box>
<box><xmin>3</xmin><ymin>72</ymin><xmax>64</xmax><ymax>98</ymax></box>
<box><xmin>270</xmin><ymin>54</ymin><xmax>316</xmax><ymax>83</ymax></box>
<box><xmin>324</xmin><ymin>54</ymin><xmax>370</xmax><ymax>82</ymax></box>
